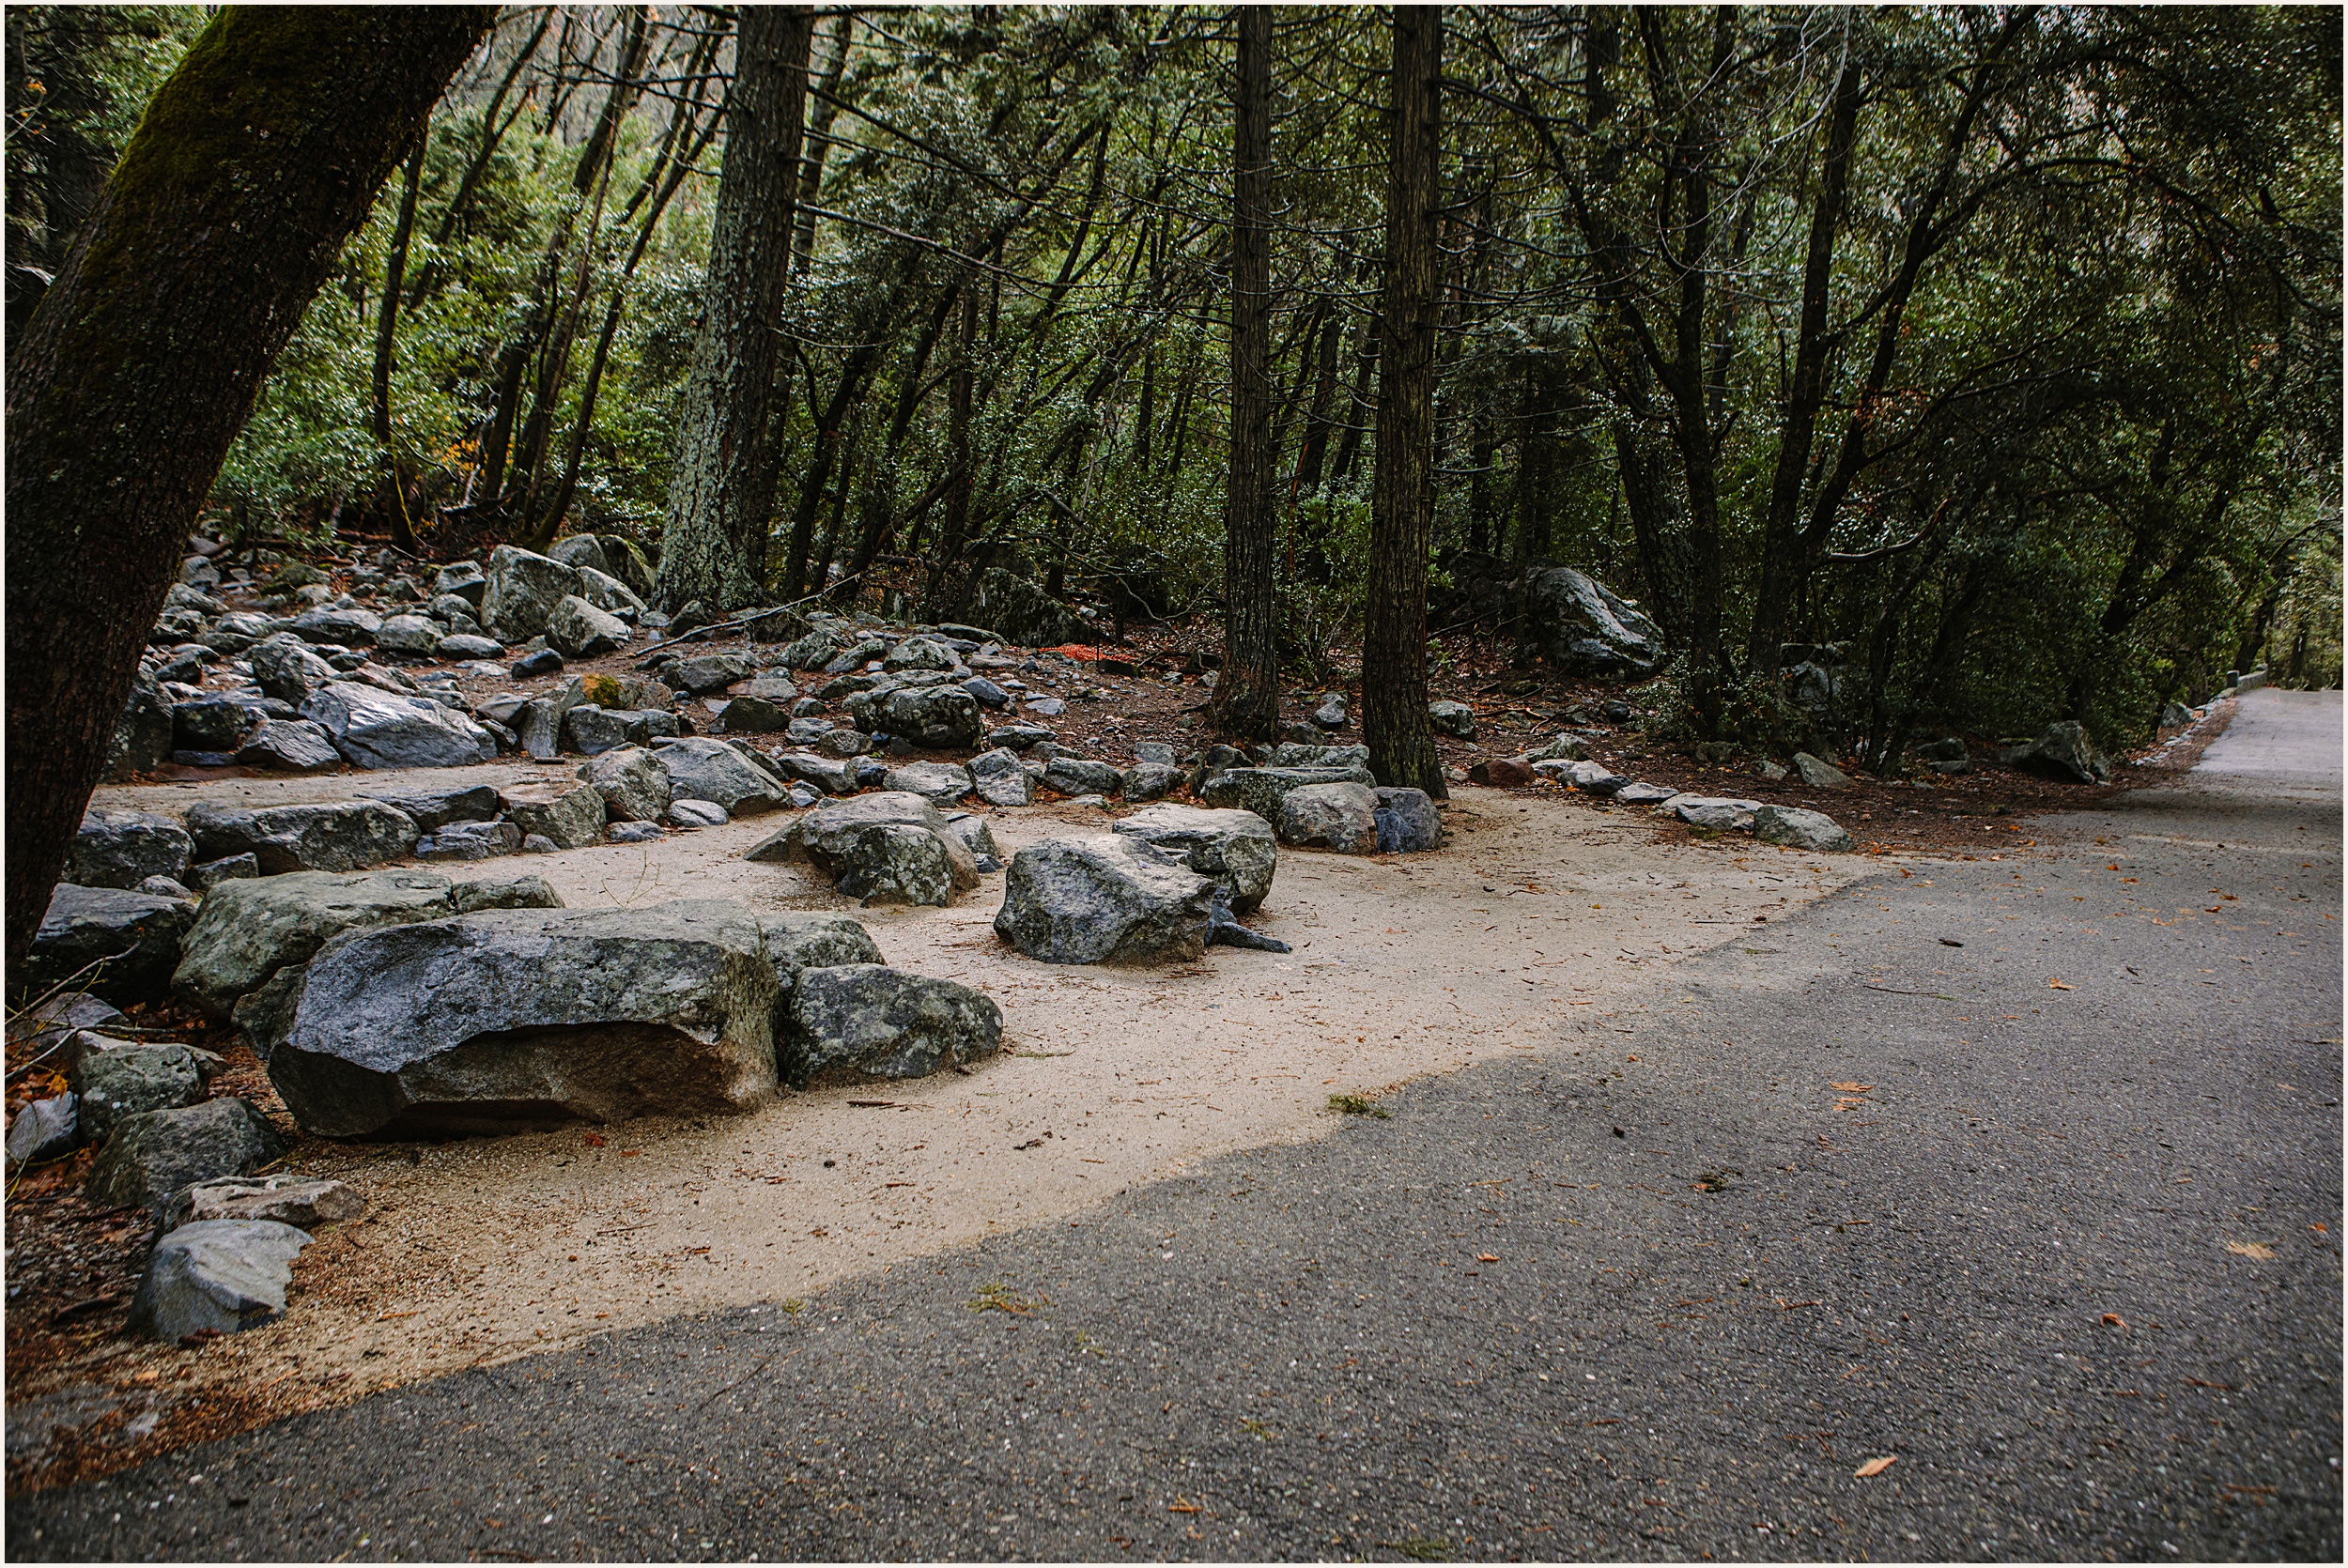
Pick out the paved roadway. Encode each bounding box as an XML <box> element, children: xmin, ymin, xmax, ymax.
<box><xmin>13</xmin><ymin>692</ymin><xmax>2340</xmax><ymax>1561</ymax></box>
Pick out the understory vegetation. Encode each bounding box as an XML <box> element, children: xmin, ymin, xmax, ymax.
<box><xmin>9</xmin><ymin>5</ymin><xmax>2339</xmax><ymax>763</ymax></box>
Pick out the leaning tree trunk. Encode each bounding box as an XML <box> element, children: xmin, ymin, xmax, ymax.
<box><xmin>1214</xmin><ymin>4</ymin><xmax>1280</xmax><ymax>742</ymax></box>
<box><xmin>1362</xmin><ymin>5</ymin><xmax>1447</xmax><ymax>799</ymax></box>
<box><xmin>655</xmin><ymin>6</ymin><xmax>813</xmax><ymax>612</ymax></box>
<box><xmin>4</xmin><ymin>6</ymin><xmax>492</xmax><ymax>975</ymax></box>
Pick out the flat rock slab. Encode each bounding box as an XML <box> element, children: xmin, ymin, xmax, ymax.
<box><xmin>270</xmin><ymin>899</ymin><xmax>782</xmax><ymax>1138</ymax></box>
<box><xmin>69</xmin><ymin>808</ymin><xmax>193</xmax><ymax>891</ymax></box>
<box><xmin>301</xmin><ymin>682</ymin><xmax>497</xmax><ymax>770</ymax></box>
<box><xmin>1110</xmin><ymin>805</ymin><xmax>1277</xmax><ymax>913</ymax></box>
<box><xmin>173</xmin><ymin>869</ymin><xmax>459</xmax><ymax>1021</ymax></box>
<box><xmin>186</xmin><ymin>798</ymin><xmax>422</xmax><ymax>875</ymax></box>
<box><xmin>163</xmin><ymin>1176</ymin><xmax>365</xmax><ymax>1231</ymax></box>
<box><xmin>1663</xmin><ymin>795</ymin><xmax>1765</xmax><ymax>831</ymax></box>
<box><xmin>128</xmin><ymin>1220</ymin><xmax>313</xmax><ymax>1343</ymax></box>
<box><xmin>655</xmin><ymin>738</ymin><xmax>788</xmax><ymax>815</ymax></box>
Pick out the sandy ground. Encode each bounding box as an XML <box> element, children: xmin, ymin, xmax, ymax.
<box><xmin>61</xmin><ymin>777</ymin><xmax>1872</xmax><ymax>1417</ymax></box>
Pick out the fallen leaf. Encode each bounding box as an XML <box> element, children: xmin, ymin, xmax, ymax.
<box><xmin>1854</xmin><ymin>1456</ymin><xmax>1898</xmax><ymax>1478</ymax></box>
<box><xmin>1831</xmin><ymin>1082</ymin><xmax>1874</xmax><ymax>1093</ymax></box>
<box><xmin>2225</xmin><ymin>1240</ymin><xmax>2276</xmax><ymax>1260</ymax></box>
<box><xmin>2047</xmin><ymin>978</ymin><xmax>2074</xmax><ymax>990</ymax></box>
<box><xmin>581</xmin><ymin>1132</ymin><xmax>606</xmax><ymax>1148</ymax></box>
<box><xmin>1477</xmin><ymin>1253</ymin><xmax>1500</xmax><ymax>1263</ymax></box>
<box><xmin>2101</xmin><ymin>1312</ymin><xmax>2128</xmax><ymax>1328</ymax></box>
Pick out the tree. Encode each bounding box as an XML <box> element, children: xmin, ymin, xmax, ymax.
<box><xmin>1362</xmin><ymin>5</ymin><xmax>1446</xmax><ymax>797</ymax></box>
<box><xmin>1213</xmin><ymin>5</ymin><xmax>1278</xmax><ymax>741</ymax></box>
<box><xmin>4</xmin><ymin>7</ymin><xmax>492</xmax><ymax>973</ymax></box>
<box><xmin>655</xmin><ymin>6</ymin><xmax>814</xmax><ymax>612</ymax></box>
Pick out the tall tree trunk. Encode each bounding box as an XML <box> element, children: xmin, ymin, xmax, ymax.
<box><xmin>1215</xmin><ymin>5</ymin><xmax>1279</xmax><ymax>742</ymax></box>
<box><xmin>1363</xmin><ymin>5</ymin><xmax>1446</xmax><ymax>798</ymax></box>
<box><xmin>655</xmin><ymin>7</ymin><xmax>812</xmax><ymax>611</ymax></box>
<box><xmin>371</xmin><ymin>144</ymin><xmax>426</xmax><ymax>554</ymax></box>
<box><xmin>5</xmin><ymin>7</ymin><xmax>491</xmax><ymax>970</ymax></box>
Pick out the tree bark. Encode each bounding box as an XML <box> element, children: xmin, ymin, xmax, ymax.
<box><xmin>1363</xmin><ymin>5</ymin><xmax>1446</xmax><ymax>798</ymax></box>
<box><xmin>5</xmin><ymin>6</ymin><xmax>491</xmax><ymax>971</ymax></box>
<box><xmin>655</xmin><ymin>6</ymin><xmax>813</xmax><ymax>611</ymax></box>
<box><xmin>1214</xmin><ymin>5</ymin><xmax>1279</xmax><ymax>742</ymax></box>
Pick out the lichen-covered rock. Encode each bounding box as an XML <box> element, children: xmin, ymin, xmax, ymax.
<box><xmin>1110</xmin><ymin>804</ymin><xmax>1277</xmax><ymax>914</ymax></box>
<box><xmin>581</xmin><ymin>745</ymin><xmax>672</xmax><ymax>823</ymax></box>
<box><xmin>547</xmin><ymin>594</ymin><xmax>630</xmax><ymax>658</ymax></box>
<box><xmin>301</xmin><ymin>681</ymin><xmax>497</xmax><ymax>769</ymax></box>
<box><xmin>1372</xmin><ymin>786</ymin><xmax>1443</xmax><ymax>853</ymax></box>
<box><xmin>173</xmin><ymin>869</ymin><xmax>456</xmax><ymax>1022</ymax></box>
<box><xmin>499</xmin><ymin>781</ymin><xmax>606</xmax><ymax>850</ymax></box>
<box><xmin>866</xmin><ymin>684</ymin><xmax>983</xmax><ymax>750</ymax></box>
<box><xmin>1518</xmin><ymin>567</ymin><xmax>1664</xmax><ymax>677</ymax></box>
<box><xmin>969</xmin><ymin>568</ymin><xmax>1079</xmax><ymax>647</ymax></box>
<box><xmin>69</xmin><ymin>807</ymin><xmax>193</xmax><ymax>891</ymax></box>
<box><xmin>1753</xmin><ymin>804</ymin><xmax>1856</xmax><ymax>853</ymax></box>
<box><xmin>1277</xmin><ymin>782</ymin><xmax>1381</xmax><ymax>853</ymax></box>
<box><xmin>1792</xmin><ymin>752</ymin><xmax>1852</xmax><ymax>791</ymax></box>
<box><xmin>1662</xmin><ymin>794</ymin><xmax>1765</xmax><ymax>831</ymax></box>
<box><xmin>186</xmin><ymin>799</ymin><xmax>420</xmax><ymax>874</ymax></box>
<box><xmin>884</xmin><ymin>761</ymin><xmax>973</xmax><ymax>805</ymax></box>
<box><xmin>480</xmin><ymin>546</ymin><xmax>584</xmax><ymax>643</ymax></box>
<box><xmin>375</xmin><ymin>613</ymin><xmax>440</xmax><ymax>655</ymax></box>
<box><xmin>1043</xmin><ymin>756</ymin><xmax>1123</xmax><ymax>796</ymax></box>
<box><xmin>966</xmin><ymin>747</ymin><xmax>1032</xmax><ymax>807</ymax></box>
<box><xmin>452</xmin><ymin>873</ymin><xmax>564</xmax><ymax>914</ymax></box>
<box><xmin>790</xmin><ymin>792</ymin><xmax>980</xmax><ymax>906</ymax></box>
<box><xmin>23</xmin><ymin>885</ymin><xmax>194</xmax><ymax>1006</ymax></box>
<box><xmin>71</xmin><ymin>1042</ymin><xmax>208</xmax><ymax>1144</ymax></box>
<box><xmin>654</xmin><ymin>737</ymin><xmax>788</xmax><ymax>815</ymax></box>
<box><xmin>993</xmin><ymin>836</ymin><xmax>1213</xmax><ymax>965</ymax></box>
<box><xmin>234</xmin><ymin>718</ymin><xmax>343</xmax><ymax>773</ymax></box>
<box><xmin>270</xmin><ymin>900</ymin><xmax>782</xmax><ymax>1137</ymax></box>
<box><xmin>760</xmin><ymin>912</ymin><xmax>884</xmax><ymax>981</ymax></box>
<box><xmin>2004</xmin><ymin>721</ymin><xmax>2110</xmax><ymax>785</ymax></box>
<box><xmin>7</xmin><ymin>1093</ymin><xmax>79</xmax><ymax>1164</ymax></box>
<box><xmin>772</xmin><ymin>751</ymin><xmax>862</xmax><ymax>795</ymax></box>
<box><xmin>85</xmin><ymin>1098</ymin><xmax>286</xmax><ymax>1214</ymax></box>
<box><xmin>127</xmin><ymin>1220</ymin><xmax>312</xmax><ymax>1342</ymax></box>
<box><xmin>784</xmin><ymin>965</ymin><xmax>1002</xmax><ymax>1087</ymax></box>
<box><xmin>1427</xmin><ymin>699</ymin><xmax>1476</xmax><ymax>740</ymax></box>
<box><xmin>1197</xmin><ymin>764</ymin><xmax>1376</xmax><ymax>826</ymax></box>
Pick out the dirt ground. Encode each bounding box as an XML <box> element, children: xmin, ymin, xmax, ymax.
<box><xmin>8</xmin><ymin>777</ymin><xmax>1885</xmax><ymax>1490</ymax></box>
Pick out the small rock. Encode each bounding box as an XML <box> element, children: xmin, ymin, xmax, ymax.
<box><xmin>451</xmin><ymin>874</ymin><xmax>564</xmax><ymax>915</ymax></box>
<box><xmin>883</xmin><ymin>761</ymin><xmax>974</xmax><ymax>805</ymax></box>
<box><xmin>1043</xmin><ymin>756</ymin><xmax>1124</xmax><ymax>797</ymax></box>
<box><xmin>433</xmin><ymin>561</ymin><xmax>487</xmax><ymax>605</ymax></box>
<box><xmin>233</xmin><ymin>717</ymin><xmax>343</xmax><ymax>773</ymax></box>
<box><xmin>1427</xmin><ymin>699</ymin><xmax>1476</xmax><ymax>740</ymax></box>
<box><xmin>656</xmin><ymin>737</ymin><xmax>789</xmax><ymax>815</ymax></box>
<box><xmin>164</xmin><ymin>1176</ymin><xmax>365</xmax><ymax>1231</ymax></box>
<box><xmin>72</xmin><ymin>1044</ymin><xmax>208</xmax><ymax>1144</ymax></box>
<box><xmin>1371</xmin><ymin>787</ymin><xmax>1442</xmax><ymax>852</ymax></box>
<box><xmin>670</xmin><ymin>798</ymin><xmax>730</xmax><ymax>828</ymax></box>
<box><xmin>967</xmin><ymin>747</ymin><xmax>1032</xmax><ymax>807</ymax></box>
<box><xmin>1468</xmin><ymin>757</ymin><xmax>1535</xmax><ymax>787</ymax></box>
<box><xmin>1613</xmin><ymin>781</ymin><xmax>1678</xmax><ymax>805</ymax></box>
<box><xmin>718</xmin><ymin>694</ymin><xmax>793</xmax><ymax>734</ymax></box>
<box><xmin>7</xmin><ymin>1094</ymin><xmax>79</xmax><ymax>1164</ymax></box>
<box><xmin>127</xmin><ymin>1220</ymin><xmax>313</xmax><ymax>1342</ymax></box>
<box><xmin>581</xmin><ymin>745</ymin><xmax>673</xmax><ymax>823</ymax></box>
<box><xmin>1025</xmin><ymin>696</ymin><xmax>1067</xmax><ymax>717</ymax></box>
<box><xmin>24</xmin><ymin>885</ymin><xmax>194</xmax><ymax>1006</ymax></box>
<box><xmin>988</xmin><ymin>724</ymin><xmax>1057</xmax><ymax>753</ymax></box>
<box><xmin>607</xmin><ymin>821</ymin><xmax>665</xmax><ymax>845</ymax></box>
<box><xmin>1756</xmin><ymin>760</ymin><xmax>1789</xmax><ymax>782</ymax></box>
<box><xmin>1753</xmin><ymin>804</ymin><xmax>1856</xmax><ymax>853</ymax></box>
<box><xmin>882</xmin><ymin>637</ymin><xmax>955</xmax><ymax>672</ymax></box>
<box><xmin>1665</xmin><ymin>795</ymin><xmax>1765</xmax><ymax>830</ymax></box>
<box><xmin>1197</xmin><ymin>764</ymin><xmax>1375</xmax><ymax>825</ymax></box>
<box><xmin>1312</xmin><ymin>693</ymin><xmax>1350</xmax><ymax>730</ymax></box>
<box><xmin>375</xmin><ymin>613</ymin><xmax>440</xmax><ymax>655</ymax></box>
<box><xmin>69</xmin><ymin>807</ymin><xmax>193</xmax><ymax>891</ymax></box>
<box><xmin>547</xmin><ymin>594</ymin><xmax>629</xmax><ymax>658</ymax></box>
<box><xmin>2004</xmin><ymin>721</ymin><xmax>2110</xmax><ymax>785</ymax></box>
<box><xmin>188</xmin><ymin>853</ymin><xmax>261</xmax><ymax>891</ymax></box>
<box><xmin>1122</xmin><ymin>761</ymin><xmax>1182</xmax><ymax>802</ymax></box>
<box><xmin>783</xmin><ymin>965</ymin><xmax>1002</xmax><ymax>1085</ymax></box>
<box><xmin>512</xmin><ymin>648</ymin><xmax>564</xmax><ymax>678</ymax></box>
<box><xmin>480</xmin><ymin>546</ymin><xmax>586</xmax><ymax>644</ymax></box>
<box><xmin>1792</xmin><ymin>752</ymin><xmax>1852</xmax><ymax>790</ymax></box>
<box><xmin>172</xmin><ymin>695</ymin><xmax>268</xmax><ymax>753</ymax></box>
<box><xmin>963</xmin><ymin>676</ymin><xmax>1011</xmax><ymax>709</ymax></box>
<box><xmin>1525</xmin><ymin>732</ymin><xmax>1588</xmax><ymax>763</ymax></box>
<box><xmin>352</xmin><ymin>782</ymin><xmax>502</xmax><ymax>834</ymax></box>
<box><xmin>85</xmin><ymin>1098</ymin><xmax>286</xmax><ymax>1215</ymax></box>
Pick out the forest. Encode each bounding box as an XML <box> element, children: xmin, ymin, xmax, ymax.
<box><xmin>8</xmin><ymin>4</ymin><xmax>2341</xmax><ymax>783</ymax></box>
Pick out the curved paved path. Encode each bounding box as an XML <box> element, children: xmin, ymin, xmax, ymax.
<box><xmin>14</xmin><ymin>693</ymin><xmax>2340</xmax><ymax>1560</ymax></box>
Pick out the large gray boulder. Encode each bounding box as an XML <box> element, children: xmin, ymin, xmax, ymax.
<box><xmin>1753</xmin><ymin>804</ymin><xmax>1856</xmax><ymax>853</ymax></box>
<box><xmin>784</xmin><ymin>965</ymin><xmax>1002</xmax><ymax>1088</ymax></box>
<box><xmin>270</xmin><ymin>900</ymin><xmax>782</xmax><ymax>1137</ymax></box>
<box><xmin>547</xmin><ymin>534</ymin><xmax>613</xmax><ymax>578</ymax></box>
<box><xmin>71</xmin><ymin>1042</ymin><xmax>209</xmax><ymax>1144</ymax></box>
<box><xmin>1277</xmin><ymin>781</ymin><xmax>1381</xmax><ymax>853</ymax></box>
<box><xmin>301</xmin><ymin>681</ymin><xmax>497</xmax><ymax>769</ymax></box>
<box><xmin>127</xmin><ymin>1220</ymin><xmax>313</xmax><ymax>1342</ymax></box>
<box><xmin>23</xmin><ymin>885</ymin><xmax>194</xmax><ymax>1005</ymax></box>
<box><xmin>187</xmin><ymin>798</ymin><xmax>421</xmax><ymax>874</ymax></box>
<box><xmin>1111</xmin><ymin>804</ymin><xmax>1277</xmax><ymax>914</ymax></box>
<box><xmin>1519</xmin><ymin>566</ymin><xmax>1664</xmax><ymax>677</ymax></box>
<box><xmin>993</xmin><ymin>836</ymin><xmax>1213</xmax><ymax>965</ymax></box>
<box><xmin>969</xmin><ymin>568</ymin><xmax>1079</xmax><ymax>647</ymax></box>
<box><xmin>573</xmin><ymin>564</ymin><xmax>644</xmax><ymax>618</ymax></box>
<box><xmin>479</xmin><ymin>546</ymin><xmax>584</xmax><ymax>643</ymax></box>
<box><xmin>173</xmin><ymin>869</ymin><xmax>457</xmax><ymax>1022</ymax></box>
<box><xmin>69</xmin><ymin>807</ymin><xmax>193</xmax><ymax>890</ymax></box>
<box><xmin>85</xmin><ymin>1098</ymin><xmax>286</xmax><ymax>1214</ymax></box>
<box><xmin>105</xmin><ymin>676</ymin><xmax>177</xmax><ymax>780</ymax></box>
<box><xmin>499</xmin><ymin>781</ymin><xmax>606</xmax><ymax>850</ymax></box>
<box><xmin>2005</xmin><ymin>720</ymin><xmax>2111</xmax><ymax>785</ymax></box>
<box><xmin>1197</xmin><ymin>764</ymin><xmax>1376</xmax><ymax>826</ymax></box>
<box><xmin>582</xmin><ymin>745</ymin><xmax>672</xmax><ymax>822</ymax></box>
<box><xmin>1791</xmin><ymin>751</ymin><xmax>1853</xmax><ymax>791</ymax></box>
<box><xmin>654</xmin><ymin>737</ymin><xmax>788</xmax><ymax>815</ymax></box>
<box><xmin>790</xmin><ymin>792</ymin><xmax>980</xmax><ymax>906</ymax></box>
<box><xmin>547</xmin><ymin>594</ymin><xmax>629</xmax><ymax>658</ymax></box>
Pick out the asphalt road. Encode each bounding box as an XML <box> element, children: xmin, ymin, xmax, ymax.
<box><xmin>14</xmin><ymin>692</ymin><xmax>2340</xmax><ymax>1562</ymax></box>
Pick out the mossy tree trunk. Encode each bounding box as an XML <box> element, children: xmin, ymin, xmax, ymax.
<box><xmin>1213</xmin><ymin>4</ymin><xmax>1280</xmax><ymax>744</ymax></box>
<box><xmin>1362</xmin><ymin>6</ymin><xmax>1447</xmax><ymax>799</ymax></box>
<box><xmin>3</xmin><ymin>6</ymin><xmax>492</xmax><ymax>974</ymax></box>
<box><xmin>654</xmin><ymin>7</ymin><xmax>813</xmax><ymax>613</ymax></box>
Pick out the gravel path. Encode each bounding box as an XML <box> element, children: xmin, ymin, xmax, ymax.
<box><xmin>13</xmin><ymin>691</ymin><xmax>2339</xmax><ymax>1561</ymax></box>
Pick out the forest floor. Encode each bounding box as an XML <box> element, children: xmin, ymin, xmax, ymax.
<box><xmin>3</xmin><ymin>590</ymin><xmax>2238</xmax><ymax>1494</ymax></box>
